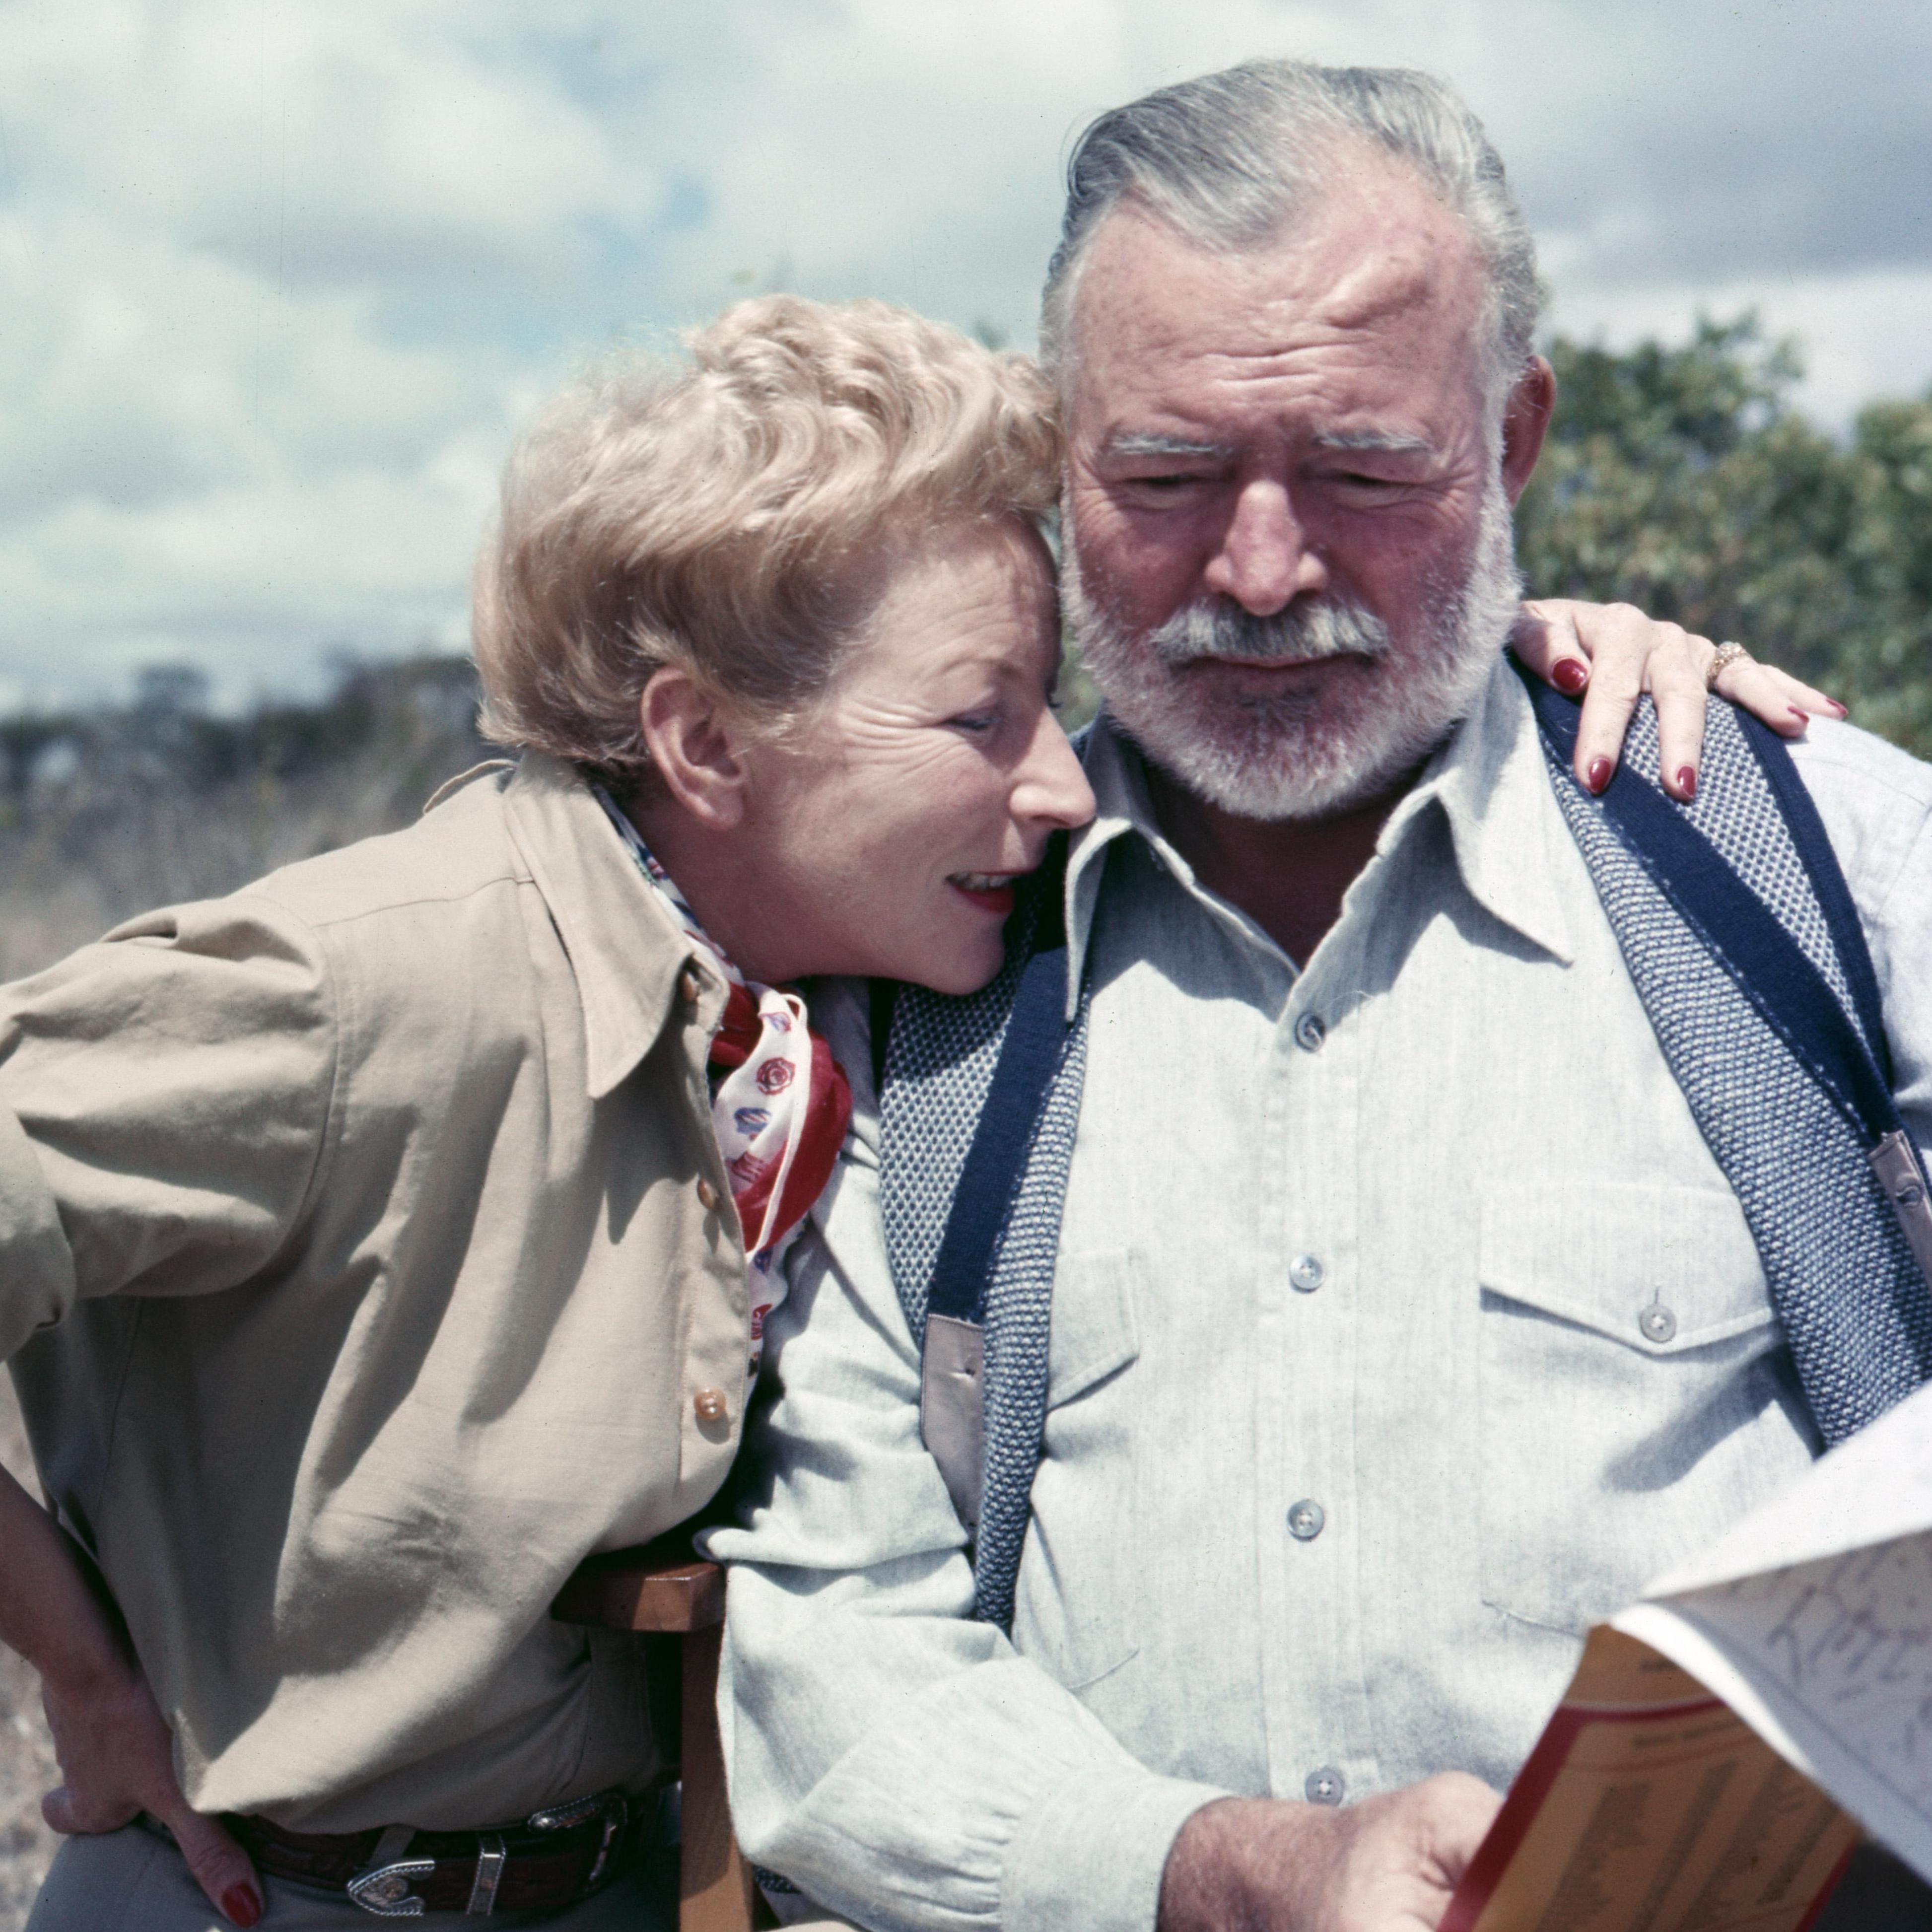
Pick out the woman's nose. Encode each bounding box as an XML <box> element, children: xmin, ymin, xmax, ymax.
<box><xmin>1015</xmin><ymin>703</ymin><xmax>1097</xmax><ymax>830</ymax></box>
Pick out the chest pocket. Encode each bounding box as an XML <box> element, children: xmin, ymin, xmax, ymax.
<box><xmin>1015</xmin><ymin>1249</ymin><xmax>1143</xmax><ymax>1691</ymax></box>
<box><xmin>1476</xmin><ymin>1183</ymin><xmax>1812</xmax><ymax>1635</ymax></box>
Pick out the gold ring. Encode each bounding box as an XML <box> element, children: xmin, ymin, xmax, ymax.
<box><xmin>1707</xmin><ymin>641</ymin><xmax>1752</xmax><ymax>691</ymax></box>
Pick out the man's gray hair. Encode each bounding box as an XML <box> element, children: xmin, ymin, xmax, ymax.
<box><xmin>1042</xmin><ymin>59</ymin><xmax>1540</xmax><ymax>413</ymax></box>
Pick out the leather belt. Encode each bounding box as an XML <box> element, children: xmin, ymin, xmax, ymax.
<box><xmin>226</xmin><ymin>1787</ymin><xmax>654</xmax><ymax>1918</ymax></box>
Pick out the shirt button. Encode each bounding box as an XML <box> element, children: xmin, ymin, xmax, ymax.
<box><xmin>693</xmin><ymin>1387</ymin><xmax>729</xmax><ymax>1424</ymax></box>
<box><xmin>1305</xmin><ymin>1766</ymin><xmax>1346</xmax><ymax>1805</ymax></box>
<box><xmin>1294</xmin><ymin>1012</ymin><xmax>1326</xmax><ymax>1053</ymax></box>
<box><xmin>1639</xmin><ymin>1304</ymin><xmax>1678</xmax><ymax>1345</ymax></box>
<box><xmin>679</xmin><ymin>968</ymin><xmax>702</xmax><ymax>1004</ymax></box>
<box><xmin>1289</xmin><ymin>1254</ymin><xmax>1325</xmax><ymax>1294</ymax></box>
<box><xmin>1287</xmin><ymin>1499</ymin><xmax>1326</xmax><ymax>1541</ymax></box>
<box><xmin>696</xmin><ymin>1178</ymin><xmax>721</xmax><ymax>1212</ymax></box>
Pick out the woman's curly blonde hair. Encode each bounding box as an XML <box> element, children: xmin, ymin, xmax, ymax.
<box><xmin>474</xmin><ymin>294</ymin><xmax>1061</xmax><ymax>778</ymax></box>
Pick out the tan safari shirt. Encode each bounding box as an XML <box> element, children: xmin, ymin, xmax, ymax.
<box><xmin>0</xmin><ymin>753</ymin><xmax>753</xmax><ymax>1832</ymax></box>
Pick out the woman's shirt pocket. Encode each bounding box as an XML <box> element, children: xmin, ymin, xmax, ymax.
<box><xmin>1015</xmin><ymin>1248</ymin><xmax>1144</xmax><ymax>1691</ymax></box>
<box><xmin>1476</xmin><ymin>1182</ymin><xmax>1816</xmax><ymax>1635</ymax></box>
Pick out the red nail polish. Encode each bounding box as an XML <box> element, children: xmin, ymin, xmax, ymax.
<box><xmin>1828</xmin><ymin>699</ymin><xmax>1848</xmax><ymax>718</ymax></box>
<box><xmin>1789</xmin><ymin>706</ymin><xmax>1812</xmax><ymax>727</ymax></box>
<box><xmin>1676</xmin><ymin>765</ymin><xmax>1698</xmax><ymax>801</ymax></box>
<box><xmin>1549</xmin><ymin>658</ymin><xmax>1589</xmax><ymax>697</ymax></box>
<box><xmin>222</xmin><ymin>1885</ymin><xmax>262</xmax><ymax>1930</ymax></box>
<box><xmin>1586</xmin><ymin>757</ymin><xmax>1613</xmax><ymax>795</ymax></box>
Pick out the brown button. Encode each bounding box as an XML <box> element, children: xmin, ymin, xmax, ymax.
<box><xmin>695</xmin><ymin>1178</ymin><xmax>720</xmax><ymax>1212</ymax></box>
<box><xmin>679</xmin><ymin>968</ymin><xmax>701</xmax><ymax>1004</ymax></box>
<box><xmin>693</xmin><ymin>1387</ymin><xmax>729</xmax><ymax>1425</ymax></box>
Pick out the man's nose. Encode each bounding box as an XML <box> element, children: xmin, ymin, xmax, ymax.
<box><xmin>1202</xmin><ymin>480</ymin><xmax>1326</xmax><ymax>616</ymax></box>
<box><xmin>1014</xmin><ymin>703</ymin><xmax>1097</xmax><ymax>832</ymax></box>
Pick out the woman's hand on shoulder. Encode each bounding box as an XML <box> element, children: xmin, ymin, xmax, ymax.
<box><xmin>1513</xmin><ymin>599</ymin><xmax>1843</xmax><ymax>802</ymax></box>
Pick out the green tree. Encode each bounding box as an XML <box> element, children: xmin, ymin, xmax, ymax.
<box><xmin>1516</xmin><ymin>318</ymin><xmax>1932</xmax><ymax>757</ymax></box>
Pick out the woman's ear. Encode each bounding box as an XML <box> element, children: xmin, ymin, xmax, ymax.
<box><xmin>637</xmin><ymin>667</ymin><xmax>752</xmax><ymax>830</ymax></box>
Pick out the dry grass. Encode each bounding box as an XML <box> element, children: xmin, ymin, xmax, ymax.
<box><xmin>0</xmin><ymin>658</ymin><xmax>491</xmax><ymax>983</ymax></box>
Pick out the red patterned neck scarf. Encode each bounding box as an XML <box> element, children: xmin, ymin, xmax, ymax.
<box><xmin>596</xmin><ymin>788</ymin><xmax>852</xmax><ymax>1376</ymax></box>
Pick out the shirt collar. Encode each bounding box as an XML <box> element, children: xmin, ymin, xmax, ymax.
<box><xmin>1062</xmin><ymin>654</ymin><xmax>1576</xmax><ymax>1012</ymax></box>
<box><xmin>1398</xmin><ymin>655</ymin><xmax>1578</xmax><ymax>967</ymax></box>
<box><xmin>499</xmin><ymin>751</ymin><xmax>714</xmax><ymax>1099</ymax></box>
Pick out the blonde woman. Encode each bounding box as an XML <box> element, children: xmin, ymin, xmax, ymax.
<box><xmin>0</xmin><ymin>295</ymin><xmax>1810</xmax><ymax>1932</ymax></box>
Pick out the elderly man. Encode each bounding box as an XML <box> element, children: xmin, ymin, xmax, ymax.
<box><xmin>708</xmin><ymin>60</ymin><xmax>1932</xmax><ymax>1932</ymax></box>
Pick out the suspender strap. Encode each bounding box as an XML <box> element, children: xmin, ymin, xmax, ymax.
<box><xmin>1524</xmin><ymin>679</ymin><xmax>1893</xmax><ymax>1140</ymax></box>
<box><xmin>1740</xmin><ymin>716</ymin><xmax>1895</xmax><ymax>1090</ymax></box>
<box><xmin>912</xmin><ymin>869</ymin><xmax>1078</xmax><ymax>1535</ymax></box>
<box><xmin>1521</xmin><ymin>671</ymin><xmax>1932</xmax><ymax>1284</ymax></box>
<box><xmin>925</xmin><ymin>913</ymin><xmax>1071</xmax><ymax>1326</ymax></box>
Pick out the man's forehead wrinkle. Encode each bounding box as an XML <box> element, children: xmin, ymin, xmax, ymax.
<box><xmin>1085</xmin><ymin>345</ymin><xmax>1462</xmax><ymax>463</ymax></box>
<box><xmin>1068</xmin><ymin>182</ymin><xmax>1493</xmax><ymax>449</ymax></box>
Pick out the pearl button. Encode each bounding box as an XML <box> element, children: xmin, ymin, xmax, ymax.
<box><xmin>693</xmin><ymin>1387</ymin><xmax>729</xmax><ymax>1424</ymax></box>
<box><xmin>696</xmin><ymin>1178</ymin><xmax>721</xmax><ymax>1212</ymax></box>
<box><xmin>679</xmin><ymin>968</ymin><xmax>702</xmax><ymax>1004</ymax></box>
<box><xmin>1289</xmin><ymin>1254</ymin><xmax>1325</xmax><ymax>1294</ymax></box>
<box><xmin>1305</xmin><ymin>1766</ymin><xmax>1345</xmax><ymax>1805</ymax></box>
<box><xmin>1639</xmin><ymin>1304</ymin><xmax>1677</xmax><ymax>1345</ymax></box>
<box><xmin>1294</xmin><ymin>1012</ymin><xmax>1326</xmax><ymax>1053</ymax></box>
<box><xmin>1287</xmin><ymin>1499</ymin><xmax>1326</xmax><ymax>1541</ymax></box>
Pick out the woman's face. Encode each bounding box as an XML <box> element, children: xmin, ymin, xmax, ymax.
<box><xmin>738</xmin><ymin>517</ymin><xmax>1096</xmax><ymax>995</ymax></box>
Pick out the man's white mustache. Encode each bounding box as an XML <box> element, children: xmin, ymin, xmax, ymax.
<box><xmin>1147</xmin><ymin>597</ymin><xmax>1392</xmax><ymax>667</ymax></box>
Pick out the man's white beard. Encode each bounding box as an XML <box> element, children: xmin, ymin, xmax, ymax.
<box><xmin>1063</xmin><ymin>482</ymin><xmax>1524</xmax><ymax>822</ymax></box>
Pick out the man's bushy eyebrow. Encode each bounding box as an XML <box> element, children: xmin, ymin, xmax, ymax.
<box><xmin>1101</xmin><ymin>431</ymin><xmax>1233</xmax><ymax>461</ymax></box>
<box><xmin>1311</xmin><ymin>428</ymin><xmax>1434</xmax><ymax>454</ymax></box>
<box><xmin>1099</xmin><ymin>428</ymin><xmax>1437</xmax><ymax>461</ymax></box>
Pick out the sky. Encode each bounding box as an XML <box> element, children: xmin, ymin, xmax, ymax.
<box><xmin>2</xmin><ymin>0</ymin><xmax>1930</xmax><ymax>709</ymax></box>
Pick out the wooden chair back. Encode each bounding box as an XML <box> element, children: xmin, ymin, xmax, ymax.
<box><xmin>552</xmin><ymin>1539</ymin><xmax>766</xmax><ymax>1932</ymax></box>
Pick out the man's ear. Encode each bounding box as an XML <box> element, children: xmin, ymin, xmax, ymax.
<box><xmin>1500</xmin><ymin>354</ymin><xmax>1556</xmax><ymax>506</ymax></box>
<box><xmin>637</xmin><ymin>666</ymin><xmax>751</xmax><ymax>830</ymax></box>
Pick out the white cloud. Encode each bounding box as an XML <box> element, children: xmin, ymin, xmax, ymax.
<box><xmin>1548</xmin><ymin>266</ymin><xmax>1932</xmax><ymax>434</ymax></box>
<box><xmin>1</xmin><ymin>0</ymin><xmax>1929</xmax><ymax>704</ymax></box>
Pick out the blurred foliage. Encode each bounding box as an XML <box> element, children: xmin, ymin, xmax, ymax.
<box><xmin>1057</xmin><ymin>639</ymin><xmax>1102</xmax><ymax>736</ymax></box>
<box><xmin>0</xmin><ymin>657</ymin><xmax>490</xmax><ymax>980</ymax></box>
<box><xmin>1516</xmin><ymin>316</ymin><xmax>1932</xmax><ymax>757</ymax></box>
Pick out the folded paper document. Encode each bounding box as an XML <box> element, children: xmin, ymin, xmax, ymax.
<box><xmin>1442</xmin><ymin>1382</ymin><xmax>1932</xmax><ymax>1932</ymax></box>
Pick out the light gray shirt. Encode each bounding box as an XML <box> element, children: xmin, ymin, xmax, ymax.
<box><xmin>705</xmin><ymin>659</ymin><xmax>1932</xmax><ymax>1932</ymax></box>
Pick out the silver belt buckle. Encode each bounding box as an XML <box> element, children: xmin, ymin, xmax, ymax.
<box><xmin>529</xmin><ymin>1789</ymin><xmax>628</xmax><ymax>1888</ymax></box>
<box><xmin>348</xmin><ymin>1824</ymin><xmax>436</xmax><ymax>1918</ymax></box>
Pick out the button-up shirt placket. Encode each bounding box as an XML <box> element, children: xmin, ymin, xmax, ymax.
<box><xmin>1070</xmin><ymin>775</ymin><xmax>1381</xmax><ymax>1804</ymax></box>
<box><xmin>1265</xmin><ymin>902</ymin><xmax>1375</xmax><ymax>1804</ymax></box>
